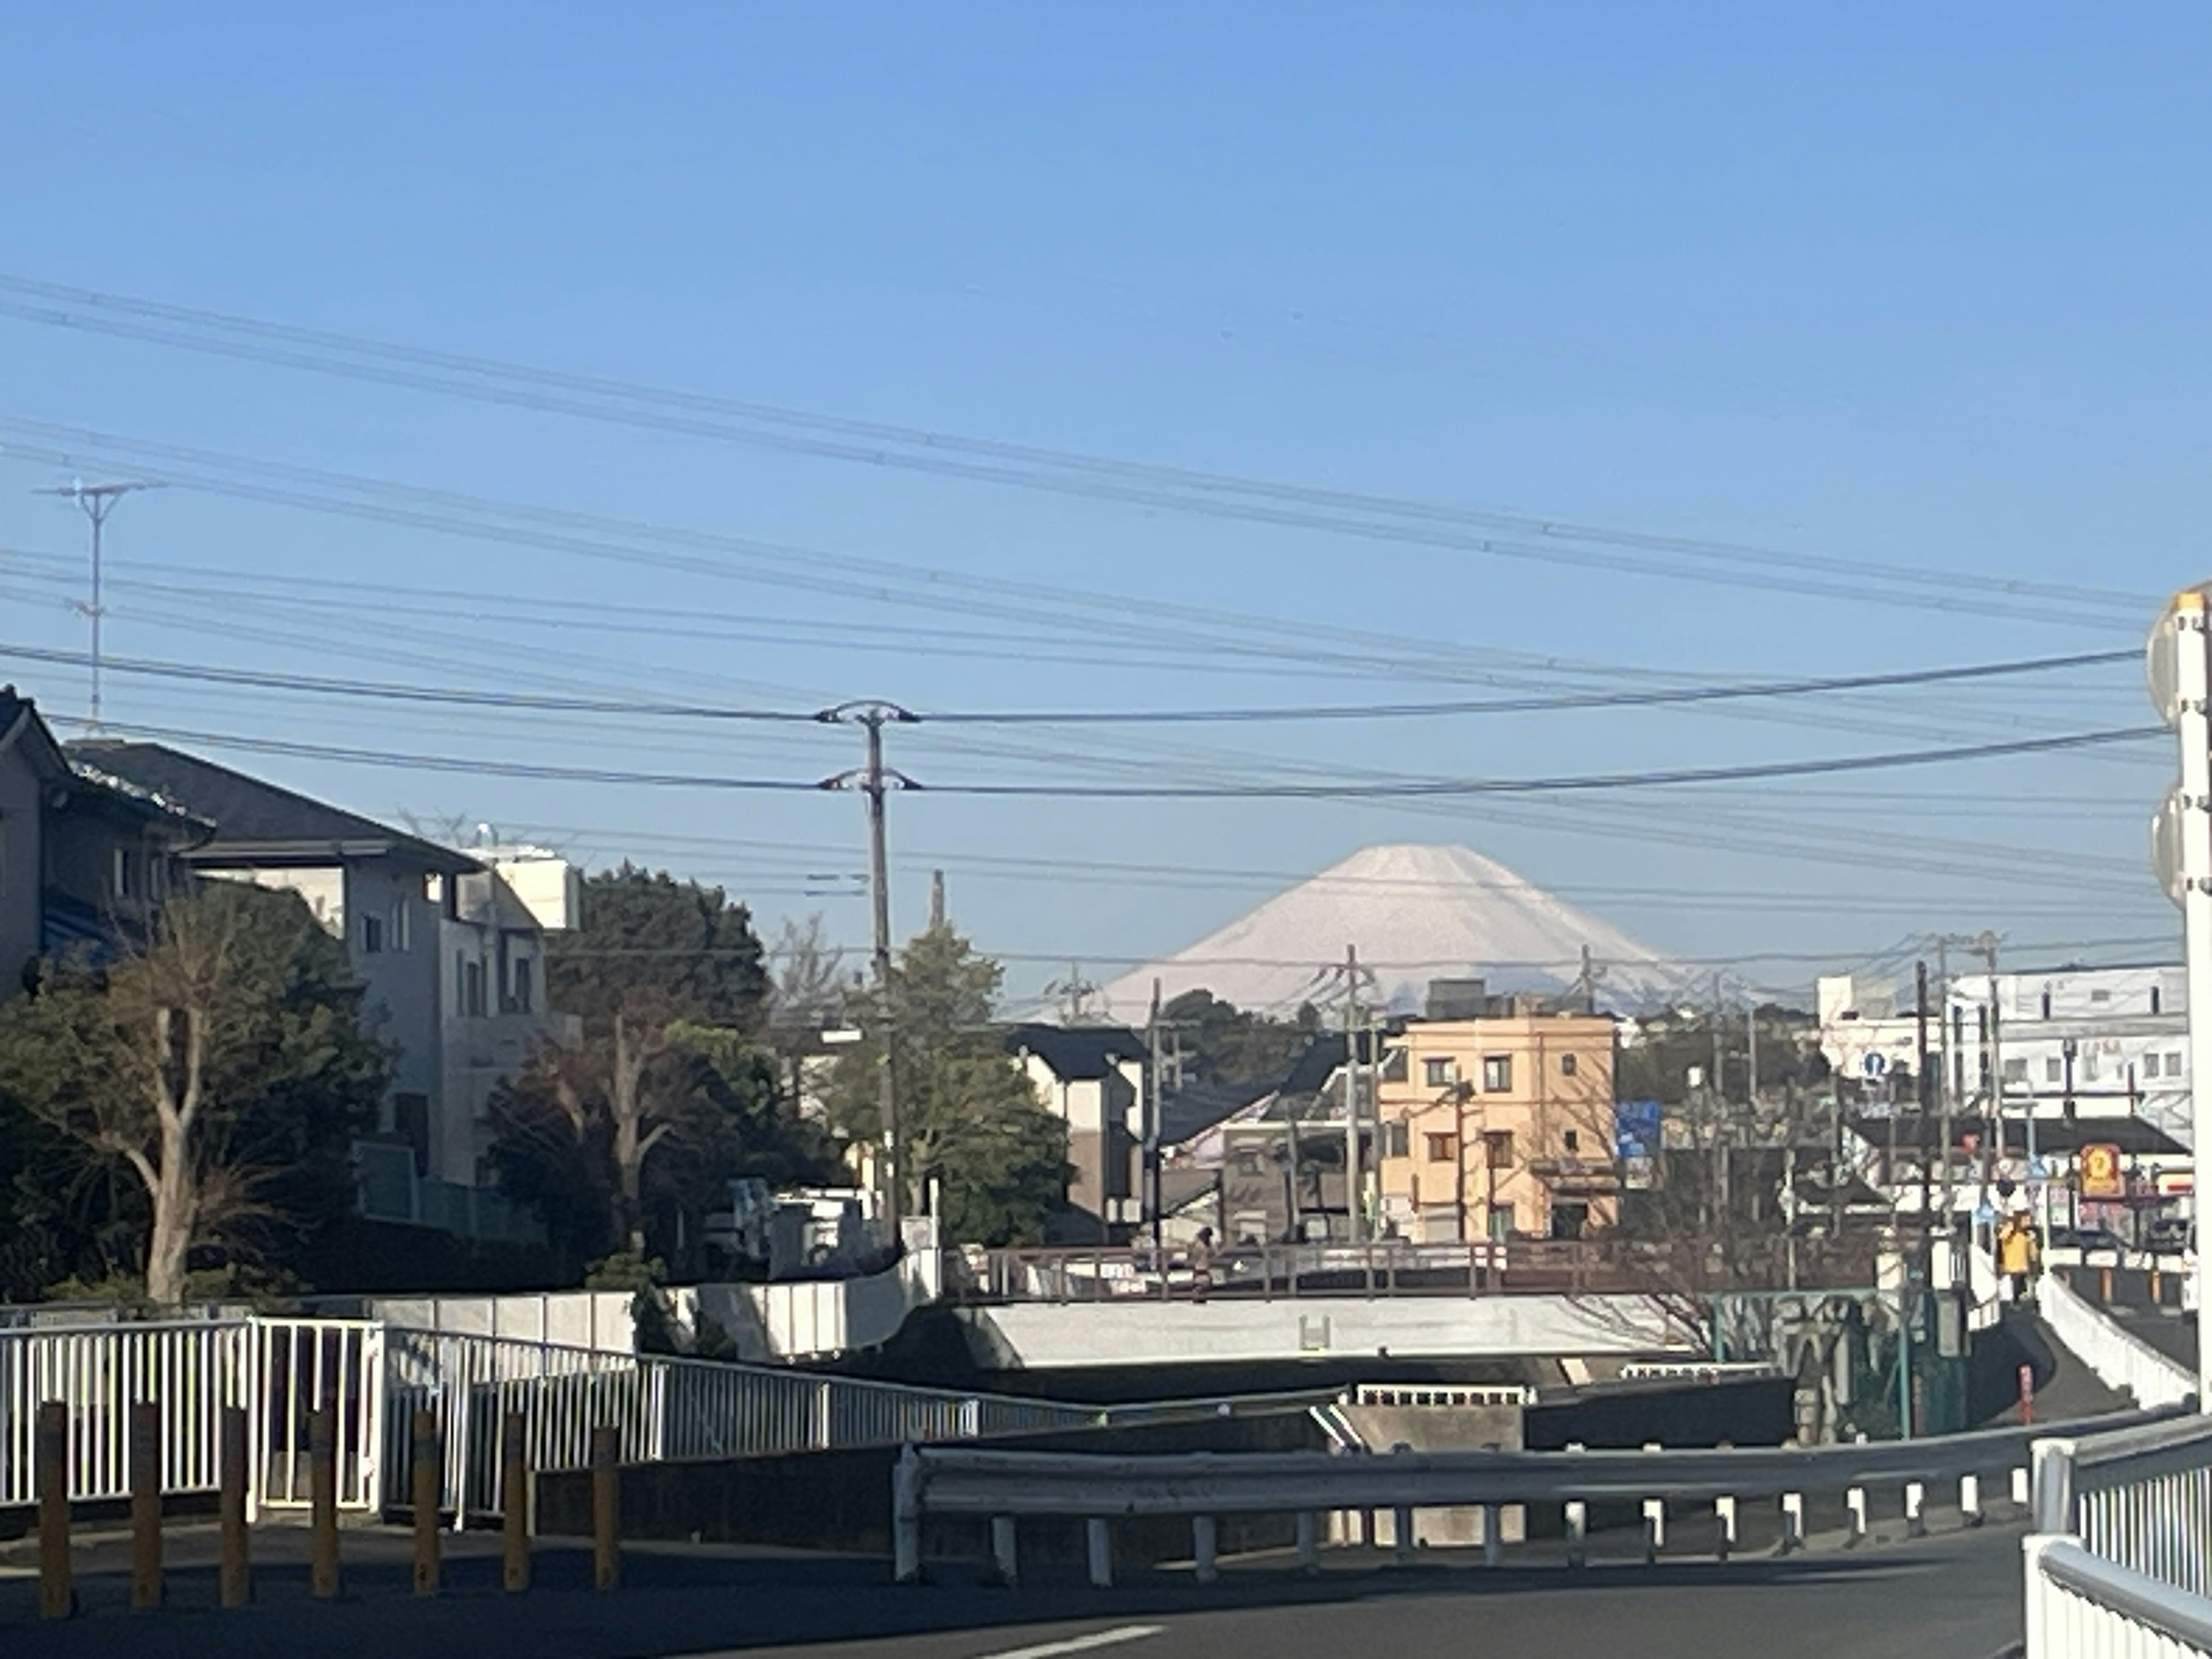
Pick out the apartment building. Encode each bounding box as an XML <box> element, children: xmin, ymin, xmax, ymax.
<box><xmin>72</xmin><ymin>743</ymin><xmax>575</xmax><ymax>1238</ymax></box>
<box><xmin>1376</xmin><ymin>983</ymin><xmax>1619</xmax><ymax>1243</ymax></box>
<box><xmin>1005</xmin><ymin>1022</ymin><xmax>1147</xmax><ymax>1239</ymax></box>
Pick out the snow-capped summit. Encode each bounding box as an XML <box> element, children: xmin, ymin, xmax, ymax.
<box><xmin>1097</xmin><ymin>843</ymin><xmax>1685</xmax><ymax>1022</ymax></box>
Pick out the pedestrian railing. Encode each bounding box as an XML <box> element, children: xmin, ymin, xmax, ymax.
<box><xmin>2026</xmin><ymin>1412</ymin><xmax>2212</xmax><ymax>1656</ymax></box>
<box><xmin>0</xmin><ymin>1317</ymin><xmax>381</xmax><ymax>1518</ymax></box>
<box><xmin>893</xmin><ymin>1404</ymin><xmax>2175</xmax><ymax>1586</ymax></box>
<box><xmin>6</xmin><ymin>1311</ymin><xmax>1346</xmax><ymax>1530</ymax></box>
<box><xmin>950</xmin><ymin>1240</ymin><xmax>1872</xmax><ymax>1305</ymax></box>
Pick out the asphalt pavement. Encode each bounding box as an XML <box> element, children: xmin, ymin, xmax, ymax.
<box><xmin>1</xmin><ymin>1515</ymin><xmax>2030</xmax><ymax>1659</ymax></box>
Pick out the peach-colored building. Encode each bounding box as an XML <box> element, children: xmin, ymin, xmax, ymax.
<box><xmin>1377</xmin><ymin>1009</ymin><xmax>1619</xmax><ymax>1243</ymax></box>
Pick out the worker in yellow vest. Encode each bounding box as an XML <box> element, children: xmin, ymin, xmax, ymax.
<box><xmin>1997</xmin><ymin>1208</ymin><xmax>2041</xmax><ymax>1303</ymax></box>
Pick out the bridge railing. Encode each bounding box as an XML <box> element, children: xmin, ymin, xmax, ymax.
<box><xmin>893</xmin><ymin>1404</ymin><xmax>2175</xmax><ymax>1585</ymax></box>
<box><xmin>2027</xmin><ymin>1412</ymin><xmax>2212</xmax><ymax>1656</ymax></box>
<box><xmin>949</xmin><ymin>1238</ymin><xmax>1870</xmax><ymax>1304</ymax></box>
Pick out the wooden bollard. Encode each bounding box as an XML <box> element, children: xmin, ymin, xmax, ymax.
<box><xmin>411</xmin><ymin>1410</ymin><xmax>441</xmax><ymax>1596</ymax></box>
<box><xmin>131</xmin><ymin>1400</ymin><xmax>163</xmax><ymax>1609</ymax></box>
<box><xmin>309</xmin><ymin>1406</ymin><xmax>340</xmax><ymax>1599</ymax></box>
<box><xmin>591</xmin><ymin>1425</ymin><xmax>620</xmax><ymax>1592</ymax></box>
<box><xmin>219</xmin><ymin>1406</ymin><xmax>251</xmax><ymax>1608</ymax></box>
<box><xmin>502</xmin><ymin>1412</ymin><xmax>531</xmax><ymax>1593</ymax></box>
<box><xmin>37</xmin><ymin>1400</ymin><xmax>70</xmax><ymax>1620</ymax></box>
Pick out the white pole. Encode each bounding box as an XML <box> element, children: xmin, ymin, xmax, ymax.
<box><xmin>2167</xmin><ymin>589</ymin><xmax>2212</xmax><ymax>1412</ymax></box>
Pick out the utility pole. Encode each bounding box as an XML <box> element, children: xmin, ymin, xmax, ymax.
<box><xmin>1711</xmin><ymin>974</ymin><xmax>1730</xmax><ymax>1222</ymax></box>
<box><xmin>929</xmin><ymin>869</ymin><xmax>946</xmax><ymax>931</ymax></box>
<box><xmin>1979</xmin><ymin>933</ymin><xmax>2003</xmax><ymax>1210</ymax></box>
<box><xmin>1915</xmin><ymin>960</ymin><xmax>1933</xmax><ymax>1232</ymax></box>
<box><xmin>35</xmin><ymin>479</ymin><xmax>158</xmax><ymax>731</ymax></box>
<box><xmin>1342</xmin><ymin>945</ymin><xmax>1365</xmax><ymax>1245</ymax></box>
<box><xmin>819</xmin><ymin>701</ymin><xmax>918</xmax><ymax>1237</ymax></box>
<box><xmin>1146</xmin><ymin>979</ymin><xmax>1165</xmax><ymax>1263</ymax></box>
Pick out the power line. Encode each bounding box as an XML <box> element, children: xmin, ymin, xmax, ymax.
<box><xmin>0</xmin><ymin>638</ymin><xmax>2139</xmax><ymax>727</ymax></box>
<box><xmin>58</xmin><ymin>715</ymin><xmax>2161</xmax><ymax>800</ymax></box>
<box><xmin>0</xmin><ymin>271</ymin><xmax>2153</xmax><ymax>624</ymax></box>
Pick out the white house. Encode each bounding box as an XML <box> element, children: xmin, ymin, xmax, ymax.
<box><xmin>70</xmin><ymin>743</ymin><xmax>576</xmax><ymax>1241</ymax></box>
<box><xmin>1003</xmin><ymin>1022</ymin><xmax>1148</xmax><ymax>1239</ymax></box>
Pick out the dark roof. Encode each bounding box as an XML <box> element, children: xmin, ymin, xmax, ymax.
<box><xmin>1158</xmin><ymin>1080</ymin><xmax>1275</xmax><ymax>1146</ymax></box>
<box><xmin>1846</xmin><ymin>1112</ymin><xmax>2187</xmax><ymax>1158</ymax></box>
<box><xmin>1005</xmin><ymin>1022</ymin><xmax>1149</xmax><ymax>1082</ymax></box>
<box><xmin>0</xmin><ymin>688</ymin><xmax>70</xmax><ymax>781</ymax></box>
<box><xmin>1278</xmin><ymin>1030</ymin><xmax>1386</xmax><ymax>1097</ymax></box>
<box><xmin>67</xmin><ymin>741</ymin><xmax>478</xmax><ymax>873</ymax></box>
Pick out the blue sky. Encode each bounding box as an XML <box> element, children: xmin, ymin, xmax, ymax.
<box><xmin>1</xmin><ymin>5</ymin><xmax>2204</xmax><ymax>1002</ymax></box>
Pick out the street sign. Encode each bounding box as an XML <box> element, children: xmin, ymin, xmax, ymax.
<box><xmin>1861</xmin><ymin>1052</ymin><xmax>1888</xmax><ymax>1080</ymax></box>
<box><xmin>2081</xmin><ymin>1142</ymin><xmax>2126</xmax><ymax>1202</ymax></box>
<box><xmin>1974</xmin><ymin>1199</ymin><xmax>1997</xmax><ymax>1224</ymax></box>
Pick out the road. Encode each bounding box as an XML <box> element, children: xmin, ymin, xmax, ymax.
<box><xmin>2</xmin><ymin>1518</ymin><xmax>2029</xmax><ymax>1659</ymax></box>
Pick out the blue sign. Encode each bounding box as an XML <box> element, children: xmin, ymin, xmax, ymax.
<box><xmin>1615</xmin><ymin>1099</ymin><xmax>1662</xmax><ymax>1162</ymax></box>
<box><xmin>1862</xmin><ymin>1052</ymin><xmax>1888</xmax><ymax>1080</ymax></box>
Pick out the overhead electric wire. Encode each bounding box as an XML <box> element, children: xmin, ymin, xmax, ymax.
<box><xmin>0</xmin><ymin>638</ymin><xmax>2142</xmax><ymax>728</ymax></box>
<box><xmin>56</xmin><ymin>717</ymin><xmax>2161</xmax><ymax>800</ymax></box>
<box><xmin>0</xmin><ymin>272</ymin><xmax>2153</xmax><ymax>624</ymax></box>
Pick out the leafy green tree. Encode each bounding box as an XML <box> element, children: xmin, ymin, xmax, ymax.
<box><xmin>0</xmin><ymin>882</ymin><xmax>388</xmax><ymax>1302</ymax></box>
<box><xmin>491</xmin><ymin>866</ymin><xmax>827</xmax><ymax>1266</ymax></box>
<box><xmin>1162</xmin><ymin>988</ymin><xmax>1319</xmax><ymax>1086</ymax></box>
<box><xmin>824</xmin><ymin>924</ymin><xmax>1070</xmax><ymax>1246</ymax></box>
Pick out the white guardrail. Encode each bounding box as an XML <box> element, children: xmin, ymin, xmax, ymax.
<box><xmin>2027</xmin><ymin>1412</ymin><xmax>2212</xmax><ymax>1657</ymax></box>
<box><xmin>2037</xmin><ymin>1270</ymin><xmax>2198</xmax><ymax>1412</ymax></box>
<box><xmin>892</xmin><ymin>1406</ymin><xmax>2177</xmax><ymax>1587</ymax></box>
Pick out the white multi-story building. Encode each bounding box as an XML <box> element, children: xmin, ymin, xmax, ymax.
<box><xmin>1945</xmin><ymin>963</ymin><xmax>2188</xmax><ymax>1147</ymax></box>
<box><xmin>70</xmin><ymin>743</ymin><xmax>577</xmax><ymax>1241</ymax></box>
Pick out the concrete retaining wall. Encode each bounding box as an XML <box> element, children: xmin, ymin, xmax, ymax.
<box><xmin>962</xmin><ymin>1292</ymin><xmax>1694</xmax><ymax>1371</ymax></box>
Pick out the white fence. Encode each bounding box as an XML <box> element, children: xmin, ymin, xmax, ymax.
<box><xmin>2027</xmin><ymin>1413</ymin><xmax>2212</xmax><ymax>1657</ymax></box>
<box><xmin>0</xmin><ymin>1318</ymin><xmax>381</xmax><ymax>1517</ymax></box>
<box><xmin>7</xmin><ymin>1313</ymin><xmax>1283</xmax><ymax>1526</ymax></box>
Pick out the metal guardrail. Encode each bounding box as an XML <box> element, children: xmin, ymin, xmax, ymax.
<box><xmin>2026</xmin><ymin>1536</ymin><xmax>2212</xmax><ymax>1657</ymax></box>
<box><xmin>892</xmin><ymin>1404</ymin><xmax>2177</xmax><ymax>1585</ymax></box>
<box><xmin>2027</xmin><ymin>1412</ymin><xmax>2212</xmax><ymax>1657</ymax></box>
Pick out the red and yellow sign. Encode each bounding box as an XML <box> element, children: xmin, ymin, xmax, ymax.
<box><xmin>2080</xmin><ymin>1142</ymin><xmax>2126</xmax><ymax>1202</ymax></box>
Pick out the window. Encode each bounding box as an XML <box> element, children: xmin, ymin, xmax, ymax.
<box><xmin>2091</xmin><ymin>988</ymin><xmax>2112</xmax><ymax>1003</ymax></box>
<box><xmin>390</xmin><ymin>899</ymin><xmax>411</xmax><ymax>953</ymax></box>
<box><xmin>464</xmin><ymin>960</ymin><xmax>487</xmax><ymax>1018</ymax></box>
<box><xmin>1560</xmin><ymin>1052</ymin><xmax>1578</xmax><ymax>1077</ymax></box>
<box><xmin>1482</xmin><ymin>1054</ymin><xmax>1513</xmax><ymax>1093</ymax></box>
<box><xmin>1563</xmin><ymin>1130</ymin><xmax>1581</xmax><ymax>1153</ymax></box>
<box><xmin>2169</xmin><ymin>1052</ymin><xmax>2185</xmax><ymax>1075</ymax></box>
<box><xmin>456</xmin><ymin>952</ymin><xmax>467</xmax><ymax>1013</ymax></box>
<box><xmin>1486</xmin><ymin>1205</ymin><xmax>1513</xmax><ymax>1242</ymax></box>
<box><xmin>2143</xmin><ymin>1054</ymin><xmax>2162</xmax><ymax>1080</ymax></box>
<box><xmin>361</xmin><ymin>913</ymin><xmax>384</xmax><ymax>955</ymax></box>
<box><xmin>111</xmin><ymin>846</ymin><xmax>134</xmax><ymax>899</ymax></box>
<box><xmin>513</xmin><ymin>956</ymin><xmax>534</xmax><ymax>1014</ymax></box>
<box><xmin>1425</xmin><ymin>1132</ymin><xmax>1459</xmax><ymax>1164</ymax></box>
<box><xmin>2152</xmin><ymin>986</ymin><xmax>2164</xmax><ymax>1014</ymax></box>
<box><xmin>2002</xmin><ymin>1057</ymin><xmax>2027</xmax><ymax>1082</ymax></box>
<box><xmin>2040</xmin><ymin>990</ymin><xmax>2052</xmax><ymax>1020</ymax></box>
<box><xmin>2046</xmin><ymin>1058</ymin><xmax>2063</xmax><ymax>1084</ymax></box>
<box><xmin>2082</xmin><ymin>1052</ymin><xmax>2100</xmax><ymax>1082</ymax></box>
<box><xmin>1423</xmin><ymin>1056</ymin><xmax>1455</xmax><ymax>1088</ymax></box>
<box><xmin>1483</xmin><ymin>1130</ymin><xmax>1514</xmax><ymax>1168</ymax></box>
<box><xmin>1384</xmin><ymin>1120</ymin><xmax>1409</xmax><ymax>1159</ymax></box>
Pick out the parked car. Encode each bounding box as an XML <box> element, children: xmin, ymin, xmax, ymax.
<box><xmin>2144</xmin><ymin>1216</ymin><xmax>2196</xmax><ymax>1256</ymax></box>
<box><xmin>2050</xmin><ymin>1224</ymin><xmax>2130</xmax><ymax>1259</ymax></box>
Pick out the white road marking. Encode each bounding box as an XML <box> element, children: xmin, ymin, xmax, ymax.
<box><xmin>969</xmin><ymin>1624</ymin><xmax>1166</xmax><ymax>1659</ymax></box>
